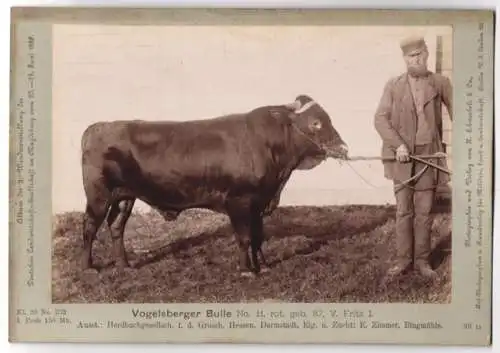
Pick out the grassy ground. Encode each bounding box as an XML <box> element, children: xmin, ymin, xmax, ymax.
<box><xmin>52</xmin><ymin>199</ymin><xmax>451</xmax><ymax>304</ymax></box>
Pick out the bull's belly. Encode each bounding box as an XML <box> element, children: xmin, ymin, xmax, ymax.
<box><xmin>147</xmin><ymin>188</ymin><xmax>226</xmax><ymax>212</ymax></box>
<box><xmin>107</xmin><ymin>159</ymin><xmax>281</xmax><ymax>214</ymax></box>
<box><xmin>121</xmin><ymin>179</ymin><xmax>228</xmax><ymax>213</ymax></box>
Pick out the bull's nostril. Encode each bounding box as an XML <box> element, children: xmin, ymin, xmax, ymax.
<box><xmin>340</xmin><ymin>144</ymin><xmax>349</xmax><ymax>159</ymax></box>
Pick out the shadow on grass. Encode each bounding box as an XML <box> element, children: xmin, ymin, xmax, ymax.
<box><xmin>132</xmin><ymin>205</ymin><xmax>397</xmax><ymax>269</ymax></box>
<box><xmin>132</xmin><ymin>224</ymin><xmax>232</xmax><ymax>269</ymax></box>
<box><xmin>430</xmin><ymin>232</ymin><xmax>452</xmax><ymax>270</ymax></box>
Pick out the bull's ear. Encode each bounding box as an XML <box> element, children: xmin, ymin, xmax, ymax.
<box><xmin>270</xmin><ymin>108</ymin><xmax>296</xmax><ymax>122</ymax></box>
<box><xmin>285</xmin><ymin>100</ymin><xmax>301</xmax><ymax>111</ymax></box>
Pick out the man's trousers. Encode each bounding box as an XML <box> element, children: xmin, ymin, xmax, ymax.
<box><xmin>393</xmin><ymin>144</ymin><xmax>436</xmax><ymax>267</ymax></box>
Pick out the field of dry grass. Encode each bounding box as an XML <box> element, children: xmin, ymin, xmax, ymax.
<box><xmin>52</xmin><ymin>199</ymin><xmax>452</xmax><ymax>304</ymax></box>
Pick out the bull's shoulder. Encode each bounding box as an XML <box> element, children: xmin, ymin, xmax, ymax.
<box><xmin>241</xmin><ymin>105</ymin><xmax>297</xmax><ymax>158</ymax></box>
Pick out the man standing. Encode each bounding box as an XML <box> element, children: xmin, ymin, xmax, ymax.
<box><xmin>374</xmin><ymin>36</ymin><xmax>453</xmax><ymax>280</ymax></box>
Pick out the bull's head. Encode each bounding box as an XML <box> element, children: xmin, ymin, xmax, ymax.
<box><xmin>285</xmin><ymin>95</ymin><xmax>348</xmax><ymax>170</ymax></box>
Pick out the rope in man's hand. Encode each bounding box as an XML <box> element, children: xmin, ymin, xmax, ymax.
<box><xmin>345</xmin><ymin>152</ymin><xmax>450</xmax><ymax>173</ymax></box>
<box><xmin>339</xmin><ymin>152</ymin><xmax>452</xmax><ymax>192</ymax></box>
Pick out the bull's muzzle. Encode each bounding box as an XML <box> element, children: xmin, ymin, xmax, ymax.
<box><xmin>326</xmin><ymin>143</ymin><xmax>349</xmax><ymax>160</ymax></box>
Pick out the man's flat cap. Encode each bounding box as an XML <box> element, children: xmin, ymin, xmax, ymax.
<box><xmin>400</xmin><ymin>36</ymin><xmax>427</xmax><ymax>55</ymax></box>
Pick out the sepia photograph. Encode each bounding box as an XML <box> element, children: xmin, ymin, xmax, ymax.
<box><xmin>50</xmin><ymin>23</ymin><xmax>454</xmax><ymax>304</ymax></box>
<box><xmin>9</xmin><ymin>7</ymin><xmax>494</xmax><ymax>345</ymax></box>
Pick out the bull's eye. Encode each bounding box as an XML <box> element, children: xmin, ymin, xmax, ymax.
<box><xmin>311</xmin><ymin>120</ymin><xmax>322</xmax><ymax>130</ymax></box>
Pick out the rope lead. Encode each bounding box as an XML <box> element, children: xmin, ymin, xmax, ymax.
<box><xmin>342</xmin><ymin>152</ymin><xmax>452</xmax><ymax>192</ymax></box>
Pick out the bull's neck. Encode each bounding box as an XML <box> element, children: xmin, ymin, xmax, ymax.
<box><xmin>291</xmin><ymin>124</ymin><xmax>323</xmax><ymax>159</ymax></box>
<box><xmin>284</xmin><ymin>122</ymin><xmax>321</xmax><ymax>169</ymax></box>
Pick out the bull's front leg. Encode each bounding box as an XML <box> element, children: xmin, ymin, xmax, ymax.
<box><xmin>251</xmin><ymin>213</ymin><xmax>270</xmax><ymax>273</ymax></box>
<box><xmin>231</xmin><ymin>222</ymin><xmax>253</xmax><ymax>277</ymax></box>
<box><xmin>227</xmin><ymin>201</ymin><xmax>256</xmax><ymax>277</ymax></box>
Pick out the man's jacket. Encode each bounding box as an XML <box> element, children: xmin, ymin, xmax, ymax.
<box><xmin>374</xmin><ymin>71</ymin><xmax>453</xmax><ymax>185</ymax></box>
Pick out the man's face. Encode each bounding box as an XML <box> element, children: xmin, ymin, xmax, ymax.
<box><xmin>403</xmin><ymin>49</ymin><xmax>429</xmax><ymax>76</ymax></box>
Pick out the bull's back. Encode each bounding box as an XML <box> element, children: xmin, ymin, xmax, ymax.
<box><xmin>81</xmin><ymin>109</ymin><xmax>291</xmax><ymax>209</ymax></box>
<box><xmin>124</xmin><ymin>116</ymin><xmax>272</xmax><ymax>190</ymax></box>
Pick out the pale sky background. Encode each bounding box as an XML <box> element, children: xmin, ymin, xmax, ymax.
<box><xmin>52</xmin><ymin>24</ymin><xmax>452</xmax><ymax>214</ymax></box>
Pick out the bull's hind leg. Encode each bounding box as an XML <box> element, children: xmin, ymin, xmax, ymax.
<box><xmin>81</xmin><ymin>160</ymin><xmax>112</xmax><ymax>271</ymax></box>
<box><xmin>107</xmin><ymin>199</ymin><xmax>135</xmax><ymax>269</ymax></box>
<box><xmin>82</xmin><ymin>203</ymin><xmax>108</xmax><ymax>271</ymax></box>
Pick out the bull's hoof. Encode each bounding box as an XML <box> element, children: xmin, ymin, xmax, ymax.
<box><xmin>80</xmin><ymin>268</ymin><xmax>100</xmax><ymax>283</ymax></box>
<box><xmin>81</xmin><ymin>267</ymin><xmax>99</xmax><ymax>276</ymax></box>
<box><xmin>260</xmin><ymin>267</ymin><xmax>270</xmax><ymax>274</ymax></box>
<box><xmin>240</xmin><ymin>271</ymin><xmax>256</xmax><ymax>278</ymax></box>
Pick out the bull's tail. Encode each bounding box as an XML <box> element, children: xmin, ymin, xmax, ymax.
<box><xmin>84</xmin><ymin>186</ymin><xmax>121</xmax><ymax>235</ymax></box>
<box><xmin>99</xmin><ymin>198</ymin><xmax>113</xmax><ymax>230</ymax></box>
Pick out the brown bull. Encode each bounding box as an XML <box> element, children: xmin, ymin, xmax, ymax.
<box><xmin>80</xmin><ymin>95</ymin><xmax>348</xmax><ymax>276</ymax></box>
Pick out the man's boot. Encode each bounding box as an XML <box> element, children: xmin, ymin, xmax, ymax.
<box><xmin>387</xmin><ymin>260</ymin><xmax>412</xmax><ymax>277</ymax></box>
<box><xmin>414</xmin><ymin>216</ymin><xmax>438</xmax><ymax>280</ymax></box>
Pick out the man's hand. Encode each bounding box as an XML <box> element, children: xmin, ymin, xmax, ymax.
<box><xmin>396</xmin><ymin>144</ymin><xmax>410</xmax><ymax>163</ymax></box>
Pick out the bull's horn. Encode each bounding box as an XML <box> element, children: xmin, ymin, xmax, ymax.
<box><xmin>285</xmin><ymin>100</ymin><xmax>302</xmax><ymax>111</ymax></box>
<box><xmin>295</xmin><ymin>100</ymin><xmax>317</xmax><ymax>114</ymax></box>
